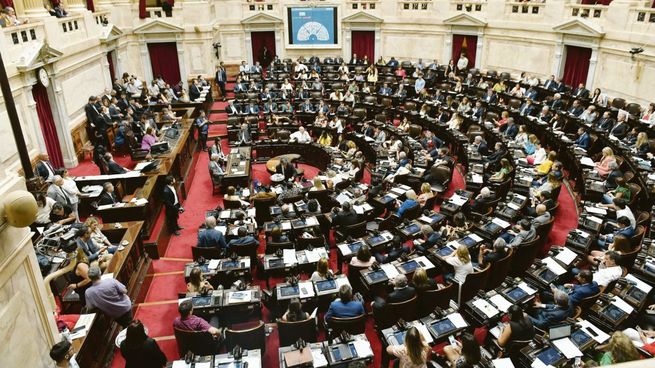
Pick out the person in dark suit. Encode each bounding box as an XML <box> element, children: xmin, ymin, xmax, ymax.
<box><xmin>485</xmin><ymin>142</ymin><xmax>507</xmax><ymax>168</ymax></box>
<box><xmin>414</xmin><ymin>225</ymin><xmax>443</xmax><ymax>254</ymax></box>
<box><xmin>162</xmin><ymin>176</ymin><xmax>183</xmax><ymax>236</ymax></box>
<box><xmin>482</xmin><ymin>88</ymin><xmax>497</xmax><ymax>104</ymax></box>
<box><xmin>568</xmin><ymin>100</ymin><xmax>584</xmax><ymax>117</ymax></box>
<box><xmin>543</xmin><ymin>75</ymin><xmax>557</xmax><ymax>90</ymax></box>
<box><xmin>477</xmin><ymin>238</ymin><xmax>508</xmax><ymax>267</ymax></box>
<box><xmin>550</xmin><ymin>93</ymin><xmax>564</xmax><ymax>111</ymax></box>
<box><xmin>195</xmin><ymin>110</ymin><xmax>209</xmax><ymax>151</ymax></box>
<box><xmin>471</xmin><ymin>187</ymin><xmax>495</xmax><ymax>214</ymax></box>
<box><xmin>374</xmin><ymin>235</ymin><xmax>410</xmax><ymax>263</ymax></box>
<box><xmin>471</xmin><ymin>135</ymin><xmax>489</xmax><ymax>156</ymax></box>
<box><xmin>227</xmin><ymin>227</ymin><xmax>256</xmax><ymax>249</ymax></box>
<box><xmin>349</xmin><ymin>53</ymin><xmax>359</xmax><ymax>65</ymax></box>
<box><xmin>275</xmin><ymin>158</ymin><xmax>296</xmax><ymax>181</ymax></box>
<box><xmin>237</xmin><ymin>123</ymin><xmax>251</xmax><ymax>144</ymax></box>
<box><xmin>378</xmin><ymin>83</ymin><xmax>392</xmax><ymax>96</ymax></box>
<box><xmin>226</xmin><ymin>100</ymin><xmax>240</xmax><ymax>115</ymax></box>
<box><xmin>197</xmin><ymin>217</ymin><xmax>227</xmax><ymax>249</ymax></box>
<box><xmin>540</xmin><ymin>270</ymin><xmax>599</xmax><ymax>314</ymax></box>
<box><xmin>98</xmin><ymin>182</ymin><xmax>120</xmax><ymax>206</ymax></box>
<box><xmin>372</xmin><ymin>274</ymin><xmax>416</xmax><ymax>313</ymax></box>
<box><xmin>574</xmin><ymin>127</ymin><xmax>591</xmax><ymax>150</ymax></box>
<box><xmin>215</xmin><ymin>62</ymin><xmax>227</xmax><ymax>99</ymax></box>
<box><xmin>595</xmin><ymin>111</ymin><xmax>615</xmax><ymax>131</ymax></box>
<box><xmin>525</xmin><ymin>87</ymin><xmax>538</xmax><ymax>101</ymax></box>
<box><xmin>324</xmin><ymin>285</ymin><xmax>365</xmax><ymax>322</ymax></box>
<box><xmin>104</xmin><ymin>153</ymin><xmax>128</xmax><ymax>174</ymax></box>
<box><xmin>36</xmin><ymin>153</ymin><xmax>56</xmax><ymax>182</ymax></box>
<box><xmin>529</xmin><ymin>290</ymin><xmax>571</xmax><ymax>329</ymax></box>
<box><xmin>519</xmin><ymin>99</ymin><xmax>536</xmax><ymax>116</ymax></box>
<box><xmin>361</xmin><ymin>122</ymin><xmax>375</xmax><ymax>137</ymax></box>
<box><xmin>331</xmin><ymin>202</ymin><xmax>359</xmax><ymax>228</ymax></box>
<box><xmin>572</xmin><ymin>83</ymin><xmax>590</xmax><ymax>99</ymax></box>
<box><xmin>189</xmin><ymin>79</ymin><xmax>201</xmax><ymax>101</ymax></box>
<box><xmin>471</xmin><ymin>101</ymin><xmax>485</xmax><ymax>120</ymax></box>
<box><xmin>502</xmin><ymin>118</ymin><xmax>519</xmax><ymax>139</ymax></box>
<box><xmin>94</xmin><ymin>106</ymin><xmax>113</xmax><ymax>146</ymax></box>
<box><xmin>610</xmin><ymin>113</ymin><xmax>629</xmax><ymax>139</ymax></box>
<box><xmin>85</xmin><ymin>96</ymin><xmax>101</xmax><ymax>130</ymax></box>
<box><xmin>119</xmin><ymin>320</ymin><xmax>167</xmax><ymax>368</ymax></box>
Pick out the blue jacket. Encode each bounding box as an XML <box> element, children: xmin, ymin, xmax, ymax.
<box><xmin>503</xmin><ymin>124</ymin><xmax>519</xmax><ymax>139</ymax></box>
<box><xmin>615</xmin><ymin>226</ymin><xmax>635</xmax><ymax>239</ymax></box>
<box><xmin>197</xmin><ymin>229</ymin><xmax>227</xmax><ymax>249</ymax></box>
<box><xmin>227</xmin><ymin>235</ymin><xmax>256</xmax><ymax>249</ymax></box>
<box><xmin>568</xmin><ymin>282</ymin><xmax>599</xmax><ymax>307</ymax></box>
<box><xmin>529</xmin><ymin>305</ymin><xmax>569</xmax><ymax>330</ymax></box>
<box><xmin>575</xmin><ymin>133</ymin><xmax>590</xmax><ymax>150</ymax></box>
<box><xmin>325</xmin><ymin>300</ymin><xmax>365</xmax><ymax>321</ymax></box>
<box><xmin>397</xmin><ymin>199</ymin><xmax>418</xmax><ymax>216</ymax></box>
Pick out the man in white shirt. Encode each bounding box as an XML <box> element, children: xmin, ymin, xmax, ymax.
<box><xmin>592</xmin><ymin>251</ymin><xmax>622</xmax><ymax>288</ymax></box>
<box><xmin>294</xmin><ymin>63</ymin><xmax>308</xmax><ymax>73</ymax></box>
<box><xmin>239</xmin><ymin>60</ymin><xmax>250</xmax><ymax>73</ymax></box>
<box><xmin>289</xmin><ymin>126</ymin><xmax>311</xmax><ymax>143</ymax></box>
<box><xmin>49</xmin><ymin>340</ymin><xmax>81</xmax><ymax>368</ymax></box>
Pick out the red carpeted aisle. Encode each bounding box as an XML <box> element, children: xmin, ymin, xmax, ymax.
<box><xmin>102</xmin><ymin>134</ymin><xmax>575</xmax><ymax>367</ymax></box>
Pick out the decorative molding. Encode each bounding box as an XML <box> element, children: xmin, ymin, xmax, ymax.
<box><xmin>442</xmin><ymin>13</ymin><xmax>487</xmax><ymax>27</ymax></box>
<box><xmin>341</xmin><ymin>11</ymin><xmax>384</xmax><ymax>24</ymax></box>
<box><xmin>552</xmin><ymin>19</ymin><xmax>604</xmax><ymax>38</ymax></box>
<box><xmin>15</xmin><ymin>42</ymin><xmax>63</xmax><ymax>72</ymax></box>
<box><xmin>133</xmin><ymin>19</ymin><xmax>184</xmax><ymax>34</ymax></box>
<box><xmin>240</xmin><ymin>13</ymin><xmax>283</xmax><ymax>25</ymax></box>
<box><xmin>99</xmin><ymin>24</ymin><xmax>124</xmax><ymax>43</ymax></box>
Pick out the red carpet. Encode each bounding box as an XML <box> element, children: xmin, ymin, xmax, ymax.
<box><xmin>89</xmin><ymin>137</ymin><xmax>576</xmax><ymax>367</ymax></box>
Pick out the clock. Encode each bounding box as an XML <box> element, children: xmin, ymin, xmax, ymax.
<box><xmin>37</xmin><ymin>68</ymin><xmax>49</xmax><ymax>87</ymax></box>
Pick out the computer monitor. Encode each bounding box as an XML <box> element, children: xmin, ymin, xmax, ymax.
<box><xmin>348</xmin><ymin>241</ymin><xmax>364</xmax><ymax>253</ymax></box>
<box><xmin>403</xmin><ymin>223</ymin><xmax>420</xmax><ymax>235</ymax></box>
<box><xmin>392</xmin><ymin>330</ymin><xmax>407</xmax><ymax>345</ymax></box>
<box><xmin>536</xmin><ymin>347</ymin><xmax>563</xmax><ymax>366</ymax></box>
<box><xmin>437</xmin><ymin>246</ymin><xmax>455</xmax><ymax>257</ymax></box>
<box><xmin>549</xmin><ymin>324</ymin><xmax>571</xmax><ymax>340</ymax></box>
<box><xmin>460</xmin><ymin>236</ymin><xmax>477</xmax><ymax>247</ymax></box>
<box><xmin>400</xmin><ymin>260</ymin><xmax>419</xmax><ymax>273</ymax></box>
<box><xmin>268</xmin><ymin>258</ymin><xmax>284</xmax><ymax>268</ymax></box>
<box><xmin>316</xmin><ymin>279</ymin><xmax>337</xmax><ymax>292</ymax></box>
<box><xmin>197</xmin><ymin>264</ymin><xmax>211</xmax><ymax>273</ymax></box>
<box><xmin>483</xmin><ymin>222</ymin><xmax>501</xmax><ymax>234</ymax></box>
<box><xmin>366</xmin><ymin>269</ymin><xmax>388</xmax><ymax>283</ymax></box>
<box><xmin>279</xmin><ymin>285</ymin><xmax>300</xmax><ymax>298</ymax></box>
<box><xmin>367</xmin><ymin>235</ymin><xmax>386</xmax><ymax>246</ymax></box>
<box><xmin>539</xmin><ymin>268</ymin><xmax>558</xmax><ymax>283</ymax></box>
<box><xmin>571</xmin><ymin>329</ymin><xmax>592</xmax><ymax>347</ymax></box>
<box><xmin>430</xmin><ymin>318</ymin><xmax>456</xmax><ymax>337</ymax></box>
<box><xmin>604</xmin><ymin>304</ymin><xmax>625</xmax><ymax>322</ymax></box>
<box><xmin>191</xmin><ymin>296</ymin><xmax>212</xmax><ymax>307</ymax></box>
<box><xmin>221</xmin><ymin>260</ymin><xmax>240</xmax><ymax>270</ymax></box>
<box><xmin>505</xmin><ymin>286</ymin><xmax>528</xmax><ymax>302</ymax></box>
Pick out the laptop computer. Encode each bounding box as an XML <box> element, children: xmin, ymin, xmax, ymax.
<box><xmin>548</xmin><ymin>324</ymin><xmax>571</xmax><ymax>340</ymax></box>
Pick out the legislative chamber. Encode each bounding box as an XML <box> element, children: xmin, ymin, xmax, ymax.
<box><xmin>1</xmin><ymin>0</ymin><xmax>655</xmax><ymax>367</ymax></box>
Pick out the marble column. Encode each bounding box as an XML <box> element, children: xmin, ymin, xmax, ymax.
<box><xmin>66</xmin><ymin>0</ymin><xmax>87</xmax><ymax>11</ymax></box>
<box><xmin>586</xmin><ymin>47</ymin><xmax>599</xmax><ymax>90</ymax></box>
<box><xmin>20</xmin><ymin>0</ymin><xmax>50</xmax><ymax>17</ymax></box>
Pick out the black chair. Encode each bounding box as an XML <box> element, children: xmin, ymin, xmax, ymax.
<box><xmin>223</xmin><ymin>198</ymin><xmax>242</xmax><ymax>209</ymax></box>
<box><xmin>509</xmin><ymin>236</ymin><xmax>541</xmax><ymax>276</ymax></box>
<box><xmin>174</xmin><ymin>327</ymin><xmax>220</xmax><ymax>356</ymax></box>
<box><xmin>375</xmin><ymin>296</ymin><xmax>418</xmax><ymax>329</ymax></box>
<box><xmin>225</xmin><ymin>321</ymin><xmax>266</xmax><ymax>352</ymax></box>
<box><xmin>191</xmin><ymin>246</ymin><xmax>223</xmax><ymax>262</ymax></box>
<box><xmin>265</xmin><ymin>241</ymin><xmax>294</xmax><ymax>254</ymax></box>
<box><xmin>278</xmin><ymin>317</ymin><xmax>318</xmax><ymax>347</ymax></box>
<box><xmin>231</xmin><ymin>239</ymin><xmax>259</xmax><ymax>263</ymax></box>
<box><xmin>460</xmin><ymin>263</ymin><xmax>491</xmax><ymax>303</ymax></box>
<box><xmin>485</xmin><ymin>248</ymin><xmax>514</xmax><ymax>290</ymax></box>
<box><xmin>335</xmin><ymin>221</ymin><xmax>367</xmax><ymax>242</ymax></box>
<box><xmin>296</xmin><ymin>236</ymin><xmax>326</xmax><ymax>251</ymax></box>
<box><xmin>326</xmin><ymin>314</ymin><xmax>367</xmax><ymax>337</ymax></box>
<box><xmin>417</xmin><ymin>284</ymin><xmax>455</xmax><ymax>317</ymax></box>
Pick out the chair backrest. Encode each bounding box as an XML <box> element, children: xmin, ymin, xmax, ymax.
<box><xmin>628</xmin><ymin>183</ymin><xmax>641</xmax><ymax>206</ymax></box>
<box><xmin>611</xmin><ymin>97</ymin><xmax>626</xmax><ymax>110</ymax></box>
<box><xmin>636</xmin><ymin>211</ymin><xmax>651</xmax><ymax>228</ymax></box>
<box><xmin>400</xmin><ymin>203</ymin><xmax>421</xmax><ymax>220</ymax></box>
<box><xmin>417</xmin><ymin>284</ymin><xmax>455</xmax><ymax>317</ymax></box>
<box><xmin>307</xmin><ymin>190</ymin><xmax>332</xmax><ymax>210</ymax></box>
<box><xmin>327</xmin><ymin>314</ymin><xmax>367</xmax><ymax>336</ymax></box>
<box><xmin>281</xmin><ymin>194</ymin><xmax>304</xmax><ymax>204</ymax></box>
<box><xmin>485</xmin><ymin>248</ymin><xmax>514</xmax><ymax>291</ymax></box>
<box><xmin>265</xmin><ymin>240</ymin><xmax>294</xmax><ymax>254</ymax></box>
<box><xmin>296</xmin><ymin>236</ymin><xmax>326</xmax><ymax>251</ymax></box>
<box><xmin>408</xmin><ymin>124</ymin><xmax>423</xmax><ymax>138</ymax></box>
<box><xmin>618</xmin><ymin>244</ymin><xmax>641</xmax><ymax>269</ymax></box>
<box><xmin>510</xmin><ymin>235</ymin><xmax>541</xmax><ymax>276</ymax></box>
<box><xmin>383</xmin><ymin>296</ymin><xmax>418</xmax><ymax>328</ymax></box>
<box><xmin>225</xmin><ymin>321</ymin><xmax>266</xmax><ymax>352</ymax></box>
<box><xmin>232</xmin><ymin>239</ymin><xmax>259</xmax><ymax>262</ymax></box>
<box><xmin>254</xmin><ymin>197</ymin><xmax>276</xmax><ymax>224</ymax></box>
<box><xmin>630</xmin><ymin>225</ymin><xmax>646</xmax><ymax>249</ymax></box>
<box><xmin>577</xmin><ymin>290</ymin><xmax>601</xmax><ymax>313</ymax></box>
<box><xmin>343</xmin><ymin>221</ymin><xmax>367</xmax><ymax>238</ymax></box>
<box><xmin>461</xmin><ymin>264</ymin><xmax>491</xmax><ymax>303</ymax></box>
<box><xmin>191</xmin><ymin>246</ymin><xmax>223</xmax><ymax>262</ymax></box>
<box><xmin>223</xmin><ymin>198</ymin><xmax>242</xmax><ymax>209</ymax></box>
<box><xmin>174</xmin><ymin>327</ymin><xmax>220</xmax><ymax>357</ymax></box>
<box><xmin>432</xmin><ymin>166</ymin><xmax>452</xmax><ymax>186</ymax></box>
<box><xmin>278</xmin><ymin>317</ymin><xmax>318</xmax><ymax>347</ymax></box>
<box><xmin>506</xmin><ymin>339</ymin><xmax>532</xmax><ymax>362</ymax></box>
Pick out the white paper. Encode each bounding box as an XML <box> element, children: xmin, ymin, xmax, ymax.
<box><xmin>311</xmin><ymin>348</ymin><xmax>329</xmax><ymax>367</ymax></box>
<box><xmin>449</xmin><ymin>194</ymin><xmax>468</xmax><ymax>206</ymax></box>
<box><xmin>306</xmin><ymin>216</ymin><xmax>319</xmax><ymax>226</ymax></box>
<box><xmin>387</xmin><ymin>192</ymin><xmax>399</xmax><ymax>199</ymax></box>
<box><xmin>242</xmin><ymin>189</ymin><xmax>250</xmax><ymax>197</ymax></box>
<box><xmin>552</xmin><ymin>338</ymin><xmax>583</xmax><ymax>359</ymax></box>
<box><xmin>587</xmin><ymin>216</ymin><xmax>603</xmax><ymax>224</ymax></box>
<box><xmin>492</xmin><ymin>217</ymin><xmax>511</xmax><ymax>229</ymax></box>
<box><xmin>391</xmin><ymin>187</ymin><xmax>406</xmax><ymax>196</ymax></box>
<box><xmin>353</xmin><ymin>205</ymin><xmax>365</xmax><ymax>215</ymax></box>
<box><xmin>531</xmin><ymin>359</ymin><xmax>547</xmax><ymax>368</ymax></box>
<box><xmin>414</xmin><ymin>322</ymin><xmax>434</xmax><ymax>344</ymax></box>
<box><xmin>555</xmin><ymin>248</ymin><xmax>577</xmax><ymax>265</ymax></box>
<box><xmin>473</xmin><ymin>299</ymin><xmax>500</xmax><ymax>318</ymax></box>
<box><xmin>216</xmin><ymin>226</ymin><xmax>227</xmax><ymax>235</ymax></box>
<box><xmin>447</xmin><ymin>313</ymin><xmax>468</xmax><ymax>329</ymax></box>
<box><xmin>208</xmin><ymin>259</ymin><xmax>220</xmax><ymax>270</ymax></box>
<box><xmin>468</xmin><ymin>233</ymin><xmax>483</xmax><ymax>243</ymax></box>
<box><xmin>580</xmin><ymin>157</ymin><xmax>595</xmax><ymax>167</ymax></box>
<box><xmin>283</xmin><ymin>249</ymin><xmax>298</xmax><ymax>265</ymax></box>
<box><xmin>490</xmin><ymin>326</ymin><xmax>502</xmax><ymax>339</ymax></box>
<box><xmin>542</xmin><ymin>257</ymin><xmax>567</xmax><ymax>276</ymax></box>
<box><xmin>337</xmin><ymin>243</ymin><xmax>353</xmax><ymax>256</ymax></box>
<box><xmin>489</xmin><ymin>294</ymin><xmax>513</xmax><ymax>312</ymax></box>
<box><xmin>626</xmin><ymin>274</ymin><xmax>653</xmax><ymax>293</ymax></box>
<box><xmin>414</xmin><ymin>256</ymin><xmax>435</xmax><ymax>269</ymax></box>
<box><xmin>576</xmin><ymin>229</ymin><xmax>590</xmax><ymax>238</ymax></box>
<box><xmin>220</xmin><ymin>210</ymin><xmax>231</xmax><ymax>219</ymax></box>
<box><xmin>611</xmin><ymin>297</ymin><xmax>635</xmax><ymax>314</ymax></box>
<box><xmin>194</xmin><ymin>363</ymin><xmax>210</xmax><ymax>368</ymax></box>
<box><xmin>305</xmin><ymin>249</ymin><xmax>321</xmax><ymax>263</ymax></box>
<box><xmin>335</xmin><ymin>276</ymin><xmax>350</xmax><ymax>289</ymax></box>
<box><xmin>492</xmin><ymin>358</ymin><xmax>515</xmax><ymax>368</ymax></box>
<box><xmin>419</xmin><ymin>215</ymin><xmax>434</xmax><ymax>223</ymax></box>
<box><xmin>381</xmin><ymin>263</ymin><xmax>400</xmax><ymax>279</ymax></box>
<box><xmin>171</xmin><ymin>361</ymin><xmax>189</xmax><ymax>368</ymax></box>
<box><xmin>298</xmin><ymin>281</ymin><xmax>315</xmax><ymax>298</ymax></box>
<box><xmin>585</xmin><ymin>206</ymin><xmax>607</xmax><ymax>216</ymax></box>
<box><xmin>247</xmin><ymin>208</ymin><xmax>256</xmax><ymax>217</ymax></box>
<box><xmin>518</xmin><ymin>282</ymin><xmax>537</xmax><ymax>295</ymax></box>
<box><xmin>352</xmin><ymin>340</ymin><xmax>374</xmax><ymax>358</ymax></box>
<box><xmin>508</xmin><ymin>202</ymin><xmax>520</xmax><ymax>210</ymax></box>
<box><xmin>281</xmin><ymin>221</ymin><xmax>292</xmax><ymax>230</ymax></box>
<box><xmin>577</xmin><ymin>320</ymin><xmax>610</xmax><ymax>343</ymax></box>
<box><xmin>336</xmin><ymin>193</ymin><xmax>351</xmax><ymax>204</ymax></box>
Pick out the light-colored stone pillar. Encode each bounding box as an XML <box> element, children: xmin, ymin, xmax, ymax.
<box><xmin>586</xmin><ymin>47</ymin><xmax>598</xmax><ymax>90</ymax></box>
<box><xmin>66</xmin><ymin>0</ymin><xmax>87</xmax><ymax>11</ymax></box>
<box><xmin>20</xmin><ymin>0</ymin><xmax>50</xmax><ymax>17</ymax></box>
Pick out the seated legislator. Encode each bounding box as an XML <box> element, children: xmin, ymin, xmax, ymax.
<box><xmin>374</xmin><ymin>236</ymin><xmax>410</xmax><ymax>264</ymax></box>
<box><xmin>276</xmin><ymin>158</ymin><xmax>297</xmax><ymax>181</ymax></box>
<box><xmin>173</xmin><ymin>299</ymin><xmax>221</xmax><ymax>336</ymax></box>
<box><xmin>98</xmin><ymin>182</ymin><xmax>120</xmax><ymax>206</ymax></box>
<box><xmin>574</xmin><ymin>127</ymin><xmax>591</xmax><ymax>150</ymax></box>
<box><xmin>197</xmin><ymin>217</ymin><xmax>227</xmax><ymax>249</ymax></box>
<box><xmin>541</xmin><ymin>270</ymin><xmax>599</xmax><ymax>312</ymax></box>
<box><xmin>443</xmin><ymin>332</ymin><xmax>482</xmax><ymax>368</ymax></box>
<box><xmin>528</xmin><ymin>290</ymin><xmax>570</xmax><ymax>330</ymax></box>
<box><xmin>595</xmin><ymin>147</ymin><xmax>617</xmax><ymax>178</ymax></box>
<box><xmin>497</xmin><ymin>305</ymin><xmax>535</xmax><ymax>348</ymax></box>
<box><xmin>443</xmin><ymin>245</ymin><xmax>474</xmax><ymax>284</ymax></box>
<box><xmin>209</xmin><ymin>153</ymin><xmax>224</xmax><ymax>182</ymax></box>
<box><xmin>411</xmin><ymin>267</ymin><xmax>439</xmax><ymax>293</ymax></box>
<box><xmin>141</xmin><ymin>127</ymin><xmax>158</xmax><ymax>151</ymax></box>
<box><xmin>119</xmin><ymin>320</ymin><xmax>167</xmax><ymax>368</ymax></box>
<box><xmin>226</xmin><ymin>227</ymin><xmax>256</xmax><ymax>249</ymax></box>
<box><xmin>471</xmin><ymin>187</ymin><xmax>495</xmax><ymax>214</ymax></box>
<box><xmin>310</xmin><ymin>257</ymin><xmax>333</xmax><ymax>282</ymax></box>
<box><xmin>372</xmin><ymin>274</ymin><xmax>417</xmax><ymax>313</ymax></box>
<box><xmin>477</xmin><ymin>238</ymin><xmax>508</xmax><ymax>268</ymax></box>
<box><xmin>325</xmin><ymin>285</ymin><xmax>365</xmax><ymax>322</ymax></box>
<box><xmin>105</xmin><ymin>153</ymin><xmax>129</xmax><ymax>174</ymax></box>
<box><xmin>395</xmin><ymin>190</ymin><xmax>419</xmax><ymax>217</ymax></box>
<box><xmin>597</xmin><ymin>216</ymin><xmax>634</xmax><ymax>250</ymax></box>
<box><xmin>50</xmin><ymin>202</ymin><xmax>76</xmax><ymax>225</ymax></box>
<box><xmin>386</xmin><ymin>326</ymin><xmax>431</xmax><ymax>368</ymax></box>
<box><xmin>502</xmin><ymin>219</ymin><xmax>536</xmax><ymax>248</ymax></box>
<box><xmin>282</xmin><ymin>298</ymin><xmax>309</xmax><ymax>322</ymax></box>
<box><xmin>350</xmin><ymin>245</ymin><xmax>375</xmax><ymax>268</ymax></box>
<box><xmin>289</xmin><ymin>126</ymin><xmax>311</xmax><ymax>143</ymax></box>
<box><xmin>187</xmin><ymin>266</ymin><xmax>214</xmax><ymax>294</ymax></box>
<box><xmin>331</xmin><ymin>202</ymin><xmax>359</xmax><ymax>228</ymax></box>
<box><xmin>591</xmin><ymin>251</ymin><xmax>623</xmax><ymax>290</ymax></box>
<box><xmin>85</xmin><ymin>265</ymin><xmax>133</xmax><ymax>327</ymax></box>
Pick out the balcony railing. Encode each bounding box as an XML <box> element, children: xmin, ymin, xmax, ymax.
<box><xmin>94</xmin><ymin>10</ymin><xmax>110</xmax><ymax>26</ymax></box>
<box><xmin>635</xmin><ymin>7</ymin><xmax>655</xmax><ymax>23</ymax></box>
<box><xmin>451</xmin><ymin>0</ymin><xmax>486</xmax><ymax>13</ymax></box>
<box><xmin>244</xmin><ymin>0</ymin><xmax>277</xmax><ymax>12</ymax></box>
<box><xmin>4</xmin><ymin>22</ymin><xmax>43</xmax><ymax>47</ymax></box>
<box><xmin>506</xmin><ymin>1</ymin><xmax>545</xmax><ymax>16</ymax></box>
<box><xmin>567</xmin><ymin>3</ymin><xmax>605</xmax><ymax>18</ymax></box>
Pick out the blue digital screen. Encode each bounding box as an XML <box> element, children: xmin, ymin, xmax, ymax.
<box><xmin>288</xmin><ymin>7</ymin><xmax>337</xmax><ymax>45</ymax></box>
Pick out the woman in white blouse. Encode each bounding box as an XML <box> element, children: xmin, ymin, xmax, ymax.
<box><xmin>528</xmin><ymin>140</ymin><xmax>547</xmax><ymax>166</ymax></box>
<box><xmin>513</xmin><ymin>125</ymin><xmax>529</xmax><ymax>145</ymax></box>
<box><xmin>447</xmin><ymin>113</ymin><xmax>464</xmax><ymax>131</ymax></box>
